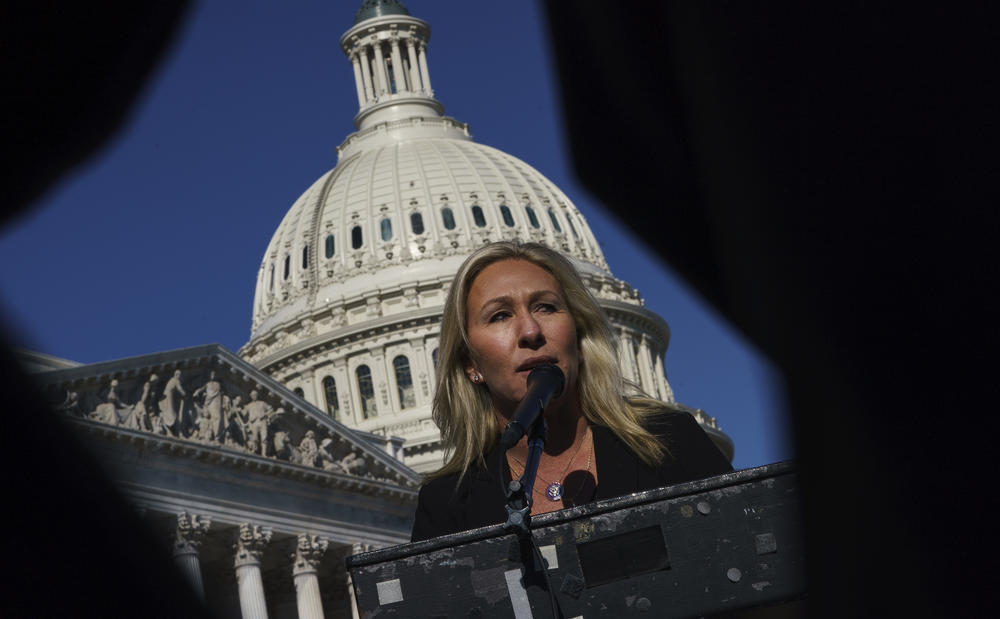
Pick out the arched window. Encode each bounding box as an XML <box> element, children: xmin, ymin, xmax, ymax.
<box><xmin>356</xmin><ymin>365</ymin><xmax>376</xmax><ymax>419</ymax></box>
<box><xmin>499</xmin><ymin>204</ymin><xmax>515</xmax><ymax>227</ymax></box>
<box><xmin>269</xmin><ymin>264</ymin><xmax>274</xmax><ymax>291</ymax></box>
<box><xmin>471</xmin><ymin>205</ymin><xmax>486</xmax><ymax>228</ymax></box>
<box><xmin>322</xmin><ymin>376</ymin><xmax>339</xmax><ymax>419</ymax></box>
<box><xmin>380</xmin><ymin>218</ymin><xmax>393</xmax><ymax>241</ymax></box>
<box><xmin>325</xmin><ymin>234</ymin><xmax>335</xmax><ymax>259</ymax></box>
<box><xmin>293</xmin><ymin>387</ymin><xmax>304</xmax><ymax>398</ymax></box>
<box><xmin>441</xmin><ymin>206</ymin><xmax>456</xmax><ymax>230</ymax></box>
<box><xmin>283</xmin><ymin>255</ymin><xmax>290</xmax><ymax>280</ymax></box>
<box><xmin>547</xmin><ymin>209</ymin><xmax>563</xmax><ymax>233</ymax></box>
<box><xmin>432</xmin><ymin>348</ymin><xmax>439</xmax><ymax>376</ymax></box>
<box><xmin>351</xmin><ymin>225</ymin><xmax>363</xmax><ymax>249</ymax></box>
<box><xmin>567</xmin><ymin>216</ymin><xmax>579</xmax><ymax>238</ymax></box>
<box><xmin>393</xmin><ymin>355</ymin><xmax>416</xmax><ymax>409</ymax></box>
<box><xmin>410</xmin><ymin>212</ymin><xmax>425</xmax><ymax>235</ymax></box>
<box><xmin>525</xmin><ymin>206</ymin><xmax>540</xmax><ymax>229</ymax></box>
<box><xmin>302</xmin><ymin>245</ymin><xmax>309</xmax><ymax>269</ymax></box>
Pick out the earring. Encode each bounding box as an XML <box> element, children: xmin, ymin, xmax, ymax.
<box><xmin>471</xmin><ymin>373</ymin><xmax>482</xmax><ymax>383</ymax></box>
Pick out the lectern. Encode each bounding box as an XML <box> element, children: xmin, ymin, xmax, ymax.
<box><xmin>347</xmin><ymin>462</ymin><xmax>804</xmax><ymax>618</ymax></box>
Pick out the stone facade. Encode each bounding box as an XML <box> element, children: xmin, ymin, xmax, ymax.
<box><xmin>34</xmin><ymin>344</ymin><xmax>417</xmax><ymax>618</ymax></box>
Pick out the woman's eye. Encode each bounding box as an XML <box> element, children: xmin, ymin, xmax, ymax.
<box><xmin>489</xmin><ymin>311</ymin><xmax>511</xmax><ymax>322</ymax></box>
<box><xmin>535</xmin><ymin>303</ymin><xmax>557</xmax><ymax>313</ymax></box>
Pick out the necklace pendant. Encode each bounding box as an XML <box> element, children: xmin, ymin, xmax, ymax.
<box><xmin>545</xmin><ymin>482</ymin><xmax>563</xmax><ymax>501</ymax></box>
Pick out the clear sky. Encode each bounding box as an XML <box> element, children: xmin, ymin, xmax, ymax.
<box><xmin>0</xmin><ymin>1</ymin><xmax>792</xmax><ymax>470</ymax></box>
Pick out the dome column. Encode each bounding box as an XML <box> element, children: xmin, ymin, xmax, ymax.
<box><xmin>637</xmin><ymin>334</ymin><xmax>656</xmax><ymax>396</ymax></box>
<box><xmin>405</xmin><ymin>38</ymin><xmax>421</xmax><ymax>94</ymax></box>
<box><xmin>350</xmin><ymin>51</ymin><xmax>367</xmax><ymax>106</ymax></box>
<box><xmin>358</xmin><ymin>47</ymin><xmax>375</xmax><ymax>102</ymax></box>
<box><xmin>372</xmin><ymin>40</ymin><xmax>390</xmax><ymax>97</ymax></box>
<box><xmin>417</xmin><ymin>41</ymin><xmax>432</xmax><ymax>94</ymax></box>
<box><xmin>655</xmin><ymin>355</ymin><xmax>675</xmax><ymax>402</ymax></box>
<box><xmin>389</xmin><ymin>35</ymin><xmax>406</xmax><ymax>93</ymax></box>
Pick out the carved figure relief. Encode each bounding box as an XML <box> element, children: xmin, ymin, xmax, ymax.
<box><xmin>159</xmin><ymin>370</ymin><xmax>187</xmax><ymax>437</ymax></box>
<box><xmin>193</xmin><ymin>370</ymin><xmax>224</xmax><ymax>444</ymax></box>
<box><xmin>50</xmin><ymin>364</ymin><xmax>398</xmax><ymax>485</ymax></box>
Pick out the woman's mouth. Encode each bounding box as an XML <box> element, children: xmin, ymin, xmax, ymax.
<box><xmin>515</xmin><ymin>356</ymin><xmax>557</xmax><ymax>373</ymax></box>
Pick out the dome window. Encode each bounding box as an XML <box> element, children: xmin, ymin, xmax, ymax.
<box><xmin>525</xmin><ymin>206</ymin><xmax>540</xmax><ymax>229</ymax></box>
<box><xmin>500</xmin><ymin>204</ymin><xmax>515</xmax><ymax>227</ymax></box>
<box><xmin>441</xmin><ymin>206</ymin><xmax>456</xmax><ymax>230</ymax></box>
<box><xmin>269</xmin><ymin>265</ymin><xmax>274</xmax><ymax>291</ymax></box>
<box><xmin>380</xmin><ymin>218</ymin><xmax>393</xmax><ymax>241</ymax></box>
<box><xmin>351</xmin><ymin>226</ymin><xmax>363</xmax><ymax>249</ymax></box>
<box><xmin>322</xmin><ymin>376</ymin><xmax>339</xmax><ymax>419</ymax></box>
<box><xmin>567</xmin><ymin>216</ymin><xmax>579</xmax><ymax>238</ymax></box>
<box><xmin>283</xmin><ymin>255</ymin><xmax>290</xmax><ymax>280</ymax></box>
<box><xmin>393</xmin><ymin>355</ymin><xmax>416</xmax><ymax>409</ymax></box>
<box><xmin>547</xmin><ymin>209</ymin><xmax>563</xmax><ymax>233</ymax></box>
<box><xmin>471</xmin><ymin>205</ymin><xmax>486</xmax><ymax>228</ymax></box>
<box><xmin>325</xmin><ymin>234</ymin><xmax>335</xmax><ymax>259</ymax></box>
<box><xmin>356</xmin><ymin>364</ymin><xmax>376</xmax><ymax>419</ymax></box>
<box><xmin>410</xmin><ymin>212</ymin><xmax>425</xmax><ymax>235</ymax></box>
<box><xmin>302</xmin><ymin>246</ymin><xmax>309</xmax><ymax>269</ymax></box>
<box><xmin>293</xmin><ymin>387</ymin><xmax>304</xmax><ymax>398</ymax></box>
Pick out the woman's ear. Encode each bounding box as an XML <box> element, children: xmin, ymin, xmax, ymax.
<box><xmin>465</xmin><ymin>366</ymin><xmax>483</xmax><ymax>384</ymax></box>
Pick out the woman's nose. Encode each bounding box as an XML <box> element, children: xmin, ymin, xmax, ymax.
<box><xmin>517</xmin><ymin>314</ymin><xmax>544</xmax><ymax>347</ymax></box>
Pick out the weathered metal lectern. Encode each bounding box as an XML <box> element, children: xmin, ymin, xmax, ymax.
<box><xmin>347</xmin><ymin>462</ymin><xmax>804</xmax><ymax>618</ymax></box>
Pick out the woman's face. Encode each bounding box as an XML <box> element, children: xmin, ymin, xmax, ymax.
<box><xmin>465</xmin><ymin>259</ymin><xmax>581</xmax><ymax>419</ymax></box>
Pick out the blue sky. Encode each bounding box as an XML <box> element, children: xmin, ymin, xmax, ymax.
<box><xmin>0</xmin><ymin>1</ymin><xmax>792</xmax><ymax>469</ymax></box>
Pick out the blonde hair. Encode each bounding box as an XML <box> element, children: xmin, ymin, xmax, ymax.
<box><xmin>430</xmin><ymin>241</ymin><xmax>671</xmax><ymax>481</ymax></box>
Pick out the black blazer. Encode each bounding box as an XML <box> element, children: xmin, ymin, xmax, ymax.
<box><xmin>411</xmin><ymin>412</ymin><xmax>733</xmax><ymax>542</ymax></box>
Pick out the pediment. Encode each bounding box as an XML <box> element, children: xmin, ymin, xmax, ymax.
<box><xmin>34</xmin><ymin>344</ymin><xmax>421</xmax><ymax>492</ymax></box>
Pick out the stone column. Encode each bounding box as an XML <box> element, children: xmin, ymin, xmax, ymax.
<box><xmin>292</xmin><ymin>534</ymin><xmax>329</xmax><ymax>619</ymax></box>
<box><xmin>389</xmin><ymin>36</ymin><xmax>405</xmax><ymax>93</ymax></box>
<box><xmin>636</xmin><ymin>335</ymin><xmax>656</xmax><ymax>396</ymax></box>
<box><xmin>358</xmin><ymin>46</ymin><xmax>375</xmax><ymax>102</ymax></box>
<box><xmin>300</xmin><ymin>367</ymin><xmax>317</xmax><ymax>406</ymax></box>
<box><xmin>655</xmin><ymin>355</ymin><xmax>676</xmax><ymax>403</ymax></box>
<box><xmin>350</xmin><ymin>51</ymin><xmax>366</xmax><ymax>106</ymax></box>
<box><xmin>619</xmin><ymin>329</ymin><xmax>639</xmax><ymax>384</ymax></box>
<box><xmin>372</xmin><ymin>41</ymin><xmax>389</xmax><ymax>96</ymax></box>
<box><xmin>347</xmin><ymin>542</ymin><xmax>368</xmax><ymax>619</ymax></box>
<box><xmin>234</xmin><ymin>523</ymin><xmax>272</xmax><ymax>619</ymax></box>
<box><xmin>417</xmin><ymin>42</ymin><xmax>432</xmax><ymax>94</ymax></box>
<box><xmin>405</xmin><ymin>38</ymin><xmax>420</xmax><ymax>94</ymax></box>
<box><xmin>173</xmin><ymin>512</ymin><xmax>211</xmax><ymax>599</ymax></box>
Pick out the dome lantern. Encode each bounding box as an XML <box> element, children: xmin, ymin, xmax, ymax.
<box><xmin>340</xmin><ymin>0</ymin><xmax>443</xmax><ymax>133</ymax></box>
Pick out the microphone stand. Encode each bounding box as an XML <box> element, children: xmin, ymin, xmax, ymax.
<box><xmin>503</xmin><ymin>416</ymin><xmax>546</xmax><ymax>535</ymax></box>
<box><xmin>501</xmin><ymin>416</ymin><xmax>565</xmax><ymax>618</ymax></box>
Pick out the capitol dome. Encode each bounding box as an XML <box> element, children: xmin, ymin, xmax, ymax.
<box><xmin>241</xmin><ymin>0</ymin><xmax>732</xmax><ymax>472</ymax></box>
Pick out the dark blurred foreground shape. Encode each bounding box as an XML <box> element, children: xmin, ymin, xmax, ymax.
<box><xmin>1</xmin><ymin>2</ymin><xmax>214</xmax><ymax>616</ymax></box>
<box><xmin>543</xmin><ymin>1</ymin><xmax>999</xmax><ymax>616</ymax></box>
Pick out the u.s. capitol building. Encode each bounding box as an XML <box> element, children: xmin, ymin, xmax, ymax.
<box><xmin>28</xmin><ymin>1</ymin><xmax>733</xmax><ymax>617</ymax></box>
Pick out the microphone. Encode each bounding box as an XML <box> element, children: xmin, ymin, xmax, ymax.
<box><xmin>499</xmin><ymin>364</ymin><xmax>565</xmax><ymax>450</ymax></box>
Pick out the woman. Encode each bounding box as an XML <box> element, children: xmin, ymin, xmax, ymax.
<box><xmin>411</xmin><ymin>242</ymin><xmax>731</xmax><ymax>542</ymax></box>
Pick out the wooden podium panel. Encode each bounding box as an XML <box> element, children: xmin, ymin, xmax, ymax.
<box><xmin>348</xmin><ymin>462</ymin><xmax>804</xmax><ymax>618</ymax></box>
